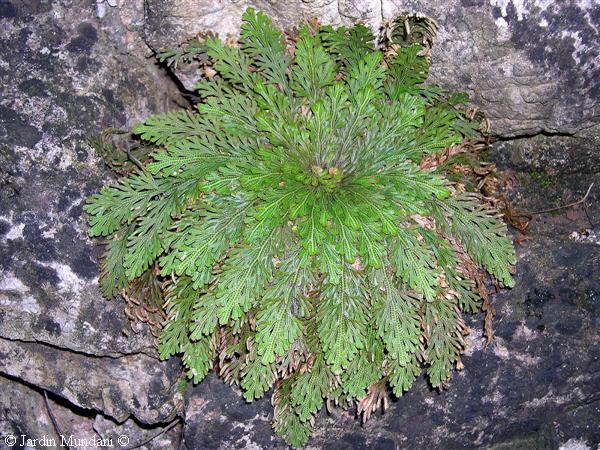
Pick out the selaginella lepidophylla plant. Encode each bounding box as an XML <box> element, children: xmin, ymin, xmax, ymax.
<box><xmin>85</xmin><ymin>8</ymin><xmax>516</xmax><ymax>447</ymax></box>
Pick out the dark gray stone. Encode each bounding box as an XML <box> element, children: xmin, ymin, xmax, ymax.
<box><xmin>0</xmin><ymin>375</ymin><xmax>180</xmax><ymax>450</ymax></box>
<box><xmin>0</xmin><ymin>0</ymin><xmax>183</xmax><ymax>434</ymax></box>
<box><xmin>0</xmin><ymin>0</ymin><xmax>179</xmax><ymax>356</ymax></box>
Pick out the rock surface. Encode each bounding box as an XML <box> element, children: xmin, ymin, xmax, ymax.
<box><xmin>0</xmin><ymin>375</ymin><xmax>181</xmax><ymax>450</ymax></box>
<box><xmin>1</xmin><ymin>0</ymin><xmax>598</xmax><ymax>449</ymax></box>
<box><xmin>0</xmin><ymin>0</ymin><xmax>183</xmax><ymax>446</ymax></box>
<box><xmin>143</xmin><ymin>0</ymin><xmax>599</xmax><ymax>138</ymax></box>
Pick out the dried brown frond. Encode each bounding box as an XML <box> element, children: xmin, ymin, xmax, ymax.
<box><xmin>122</xmin><ymin>264</ymin><xmax>167</xmax><ymax>341</ymax></box>
<box><xmin>357</xmin><ymin>380</ymin><xmax>389</xmax><ymax>423</ymax></box>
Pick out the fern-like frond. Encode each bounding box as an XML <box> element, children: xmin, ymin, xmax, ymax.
<box><xmin>213</xmin><ymin>228</ymin><xmax>277</xmax><ymax>326</ymax></box>
<box><xmin>98</xmin><ymin>226</ymin><xmax>131</xmax><ymax>298</ymax></box>
<box><xmin>241</xmin><ymin>353</ymin><xmax>277</xmax><ymax>401</ymax></box>
<box><xmin>372</xmin><ymin>269</ymin><xmax>421</xmax><ymax>365</ymax></box>
<box><xmin>320</xmin><ymin>24</ymin><xmax>375</xmax><ymax>68</ymax></box>
<box><xmin>424</xmin><ymin>298</ymin><xmax>465</xmax><ymax>388</ymax></box>
<box><xmin>160</xmin><ymin>195</ymin><xmax>251</xmax><ymax>288</ymax></box>
<box><xmin>86</xmin><ymin>171</ymin><xmax>166</xmax><ymax>237</ymax></box>
<box><xmin>432</xmin><ymin>193</ymin><xmax>516</xmax><ymax>286</ymax></box>
<box><xmin>390</xmin><ymin>228</ymin><xmax>440</xmax><ymax>301</ymax></box>
<box><xmin>239</xmin><ymin>7</ymin><xmax>289</xmax><ymax>87</ymax></box>
<box><xmin>318</xmin><ymin>265</ymin><xmax>370</xmax><ymax>374</ymax></box>
<box><xmin>123</xmin><ymin>178</ymin><xmax>199</xmax><ymax>279</ymax></box>
<box><xmin>291</xmin><ymin>354</ymin><xmax>334</xmax><ymax>421</ymax></box>
<box><xmin>133</xmin><ymin>110</ymin><xmax>206</xmax><ymax>146</ymax></box>
<box><xmin>273</xmin><ymin>378</ymin><xmax>313</xmax><ymax>448</ymax></box>
<box><xmin>291</xmin><ymin>28</ymin><xmax>337</xmax><ymax>102</ymax></box>
<box><xmin>341</xmin><ymin>329</ymin><xmax>384</xmax><ymax>399</ymax></box>
<box><xmin>388</xmin><ymin>352</ymin><xmax>422</xmax><ymax>396</ymax></box>
<box><xmin>159</xmin><ymin>276</ymin><xmax>199</xmax><ymax>359</ymax></box>
<box><xmin>255</xmin><ymin>253</ymin><xmax>309</xmax><ymax>364</ymax></box>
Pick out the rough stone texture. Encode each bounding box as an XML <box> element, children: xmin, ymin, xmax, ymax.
<box><xmin>0</xmin><ymin>376</ymin><xmax>58</xmax><ymax>449</ymax></box>
<box><xmin>0</xmin><ymin>339</ymin><xmax>181</xmax><ymax>424</ymax></box>
<box><xmin>0</xmin><ymin>0</ymin><xmax>183</xmax><ymax>445</ymax></box>
<box><xmin>143</xmin><ymin>0</ymin><xmax>599</xmax><ymax>138</ymax></box>
<box><xmin>494</xmin><ymin>134</ymin><xmax>600</xmax><ymax>220</ymax></box>
<box><xmin>0</xmin><ymin>375</ymin><xmax>181</xmax><ymax>450</ymax></box>
<box><xmin>494</xmin><ymin>134</ymin><xmax>600</xmax><ymax>176</ymax></box>
<box><xmin>0</xmin><ymin>0</ymin><xmax>176</xmax><ymax>358</ymax></box>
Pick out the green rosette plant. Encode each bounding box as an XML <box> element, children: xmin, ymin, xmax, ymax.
<box><xmin>85</xmin><ymin>8</ymin><xmax>516</xmax><ymax>447</ymax></box>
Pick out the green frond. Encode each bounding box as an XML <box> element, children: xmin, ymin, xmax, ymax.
<box><xmin>160</xmin><ymin>195</ymin><xmax>250</xmax><ymax>289</ymax></box>
<box><xmin>213</xmin><ymin>228</ymin><xmax>277</xmax><ymax>325</ymax></box>
<box><xmin>189</xmin><ymin>296</ymin><xmax>220</xmax><ymax>339</ymax></box>
<box><xmin>159</xmin><ymin>276</ymin><xmax>198</xmax><ymax>359</ymax></box>
<box><xmin>341</xmin><ymin>329</ymin><xmax>384</xmax><ymax>399</ymax></box>
<box><xmin>85</xmin><ymin>171</ymin><xmax>162</xmax><ymax>237</ymax></box>
<box><xmin>239</xmin><ymin>7</ymin><xmax>289</xmax><ymax>87</ymax></box>
<box><xmin>291</xmin><ymin>354</ymin><xmax>334</xmax><ymax>421</ymax></box>
<box><xmin>390</xmin><ymin>228</ymin><xmax>440</xmax><ymax>302</ymax></box>
<box><xmin>123</xmin><ymin>178</ymin><xmax>199</xmax><ymax>279</ymax></box>
<box><xmin>318</xmin><ymin>265</ymin><xmax>370</xmax><ymax>374</ymax></box>
<box><xmin>388</xmin><ymin>353</ymin><xmax>422</xmax><ymax>396</ymax></box>
<box><xmin>241</xmin><ymin>353</ymin><xmax>277</xmax><ymax>401</ymax></box>
<box><xmin>98</xmin><ymin>226</ymin><xmax>131</xmax><ymax>298</ymax></box>
<box><xmin>197</xmin><ymin>93</ymin><xmax>258</xmax><ymax>137</ymax></box>
<box><xmin>372</xmin><ymin>269</ymin><xmax>421</xmax><ymax>365</ymax></box>
<box><xmin>204</xmin><ymin>36</ymin><xmax>257</xmax><ymax>92</ymax></box>
<box><xmin>348</xmin><ymin>51</ymin><xmax>386</xmax><ymax>96</ymax></box>
<box><xmin>147</xmin><ymin>138</ymin><xmax>230</xmax><ymax>179</ymax></box>
<box><xmin>182</xmin><ymin>336</ymin><xmax>215</xmax><ymax>383</ymax></box>
<box><xmin>432</xmin><ymin>193</ymin><xmax>516</xmax><ymax>286</ymax></box>
<box><xmin>273</xmin><ymin>378</ymin><xmax>313</xmax><ymax>447</ymax></box>
<box><xmin>385</xmin><ymin>44</ymin><xmax>432</xmax><ymax>97</ymax></box>
<box><xmin>320</xmin><ymin>24</ymin><xmax>375</xmax><ymax>68</ymax></box>
<box><xmin>158</xmin><ymin>36</ymin><xmax>208</xmax><ymax>68</ymax></box>
<box><xmin>255</xmin><ymin>256</ymin><xmax>308</xmax><ymax>364</ymax></box>
<box><xmin>425</xmin><ymin>298</ymin><xmax>465</xmax><ymax>388</ymax></box>
<box><xmin>291</xmin><ymin>27</ymin><xmax>337</xmax><ymax>102</ymax></box>
<box><xmin>133</xmin><ymin>110</ymin><xmax>206</xmax><ymax>146</ymax></box>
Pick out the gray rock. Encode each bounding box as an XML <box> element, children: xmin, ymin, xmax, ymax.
<box><xmin>0</xmin><ymin>339</ymin><xmax>181</xmax><ymax>424</ymax></box>
<box><xmin>0</xmin><ymin>0</ymin><xmax>183</xmax><ymax>434</ymax></box>
<box><xmin>142</xmin><ymin>0</ymin><xmax>599</xmax><ymax>138</ymax></box>
<box><xmin>93</xmin><ymin>414</ymin><xmax>182</xmax><ymax>450</ymax></box>
<box><xmin>494</xmin><ymin>133</ymin><xmax>600</xmax><ymax>176</ymax></box>
<box><xmin>0</xmin><ymin>376</ymin><xmax>58</xmax><ymax>450</ymax></box>
<box><xmin>491</xmin><ymin>134</ymin><xmax>599</xmax><ymax>217</ymax></box>
<box><xmin>0</xmin><ymin>375</ymin><xmax>180</xmax><ymax>450</ymax></box>
<box><xmin>0</xmin><ymin>0</ymin><xmax>179</xmax><ymax>358</ymax></box>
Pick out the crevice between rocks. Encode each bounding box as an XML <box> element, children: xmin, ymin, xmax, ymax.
<box><xmin>492</xmin><ymin>129</ymin><xmax>577</xmax><ymax>142</ymax></box>
<box><xmin>0</xmin><ymin>334</ymin><xmax>156</xmax><ymax>361</ymax></box>
<box><xmin>1</xmin><ymin>372</ymin><xmax>183</xmax><ymax>446</ymax></box>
